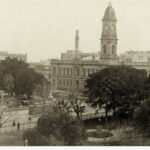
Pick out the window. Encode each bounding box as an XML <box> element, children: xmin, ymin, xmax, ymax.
<box><xmin>71</xmin><ymin>68</ymin><xmax>72</xmax><ymax>75</ymax></box>
<box><xmin>103</xmin><ymin>45</ymin><xmax>107</xmax><ymax>54</ymax></box>
<box><xmin>59</xmin><ymin>68</ymin><xmax>62</xmax><ymax>75</ymax></box>
<box><xmin>77</xmin><ymin>68</ymin><xmax>80</xmax><ymax>76</ymax></box>
<box><xmin>112</xmin><ymin>45</ymin><xmax>115</xmax><ymax>54</ymax></box>
<box><xmin>67</xmin><ymin>68</ymin><xmax>69</xmax><ymax>75</ymax></box>
<box><xmin>88</xmin><ymin>69</ymin><xmax>90</xmax><ymax>76</ymax></box>
<box><xmin>53</xmin><ymin>67</ymin><xmax>56</xmax><ymax>75</ymax></box>
<box><xmin>53</xmin><ymin>79</ymin><xmax>55</xmax><ymax>87</ymax></box>
<box><xmin>63</xmin><ymin>68</ymin><xmax>65</xmax><ymax>75</ymax></box>
<box><xmin>84</xmin><ymin>69</ymin><xmax>86</xmax><ymax>76</ymax></box>
<box><xmin>76</xmin><ymin>80</ymin><xmax>79</xmax><ymax>90</ymax></box>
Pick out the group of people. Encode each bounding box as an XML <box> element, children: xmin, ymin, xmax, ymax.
<box><xmin>12</xmin><ymin>116</ymin><xmax>32</xmax><ymax>146</ymax></box>
<box><xmin>12</xmin><ymin>116</ymin><xmax>32</xmax><ymax>130</ymax></box>
<box><xmin>13</xmin><ymin>120</ymin><xmax>20</xmax><ymax>130</ymax></box>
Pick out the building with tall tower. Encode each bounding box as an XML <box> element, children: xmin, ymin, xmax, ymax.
<box><xmin>100</xmin><ymin>3</ymin><xmax>118</xmax><ymax>64</ymax></box>
<box><xmin>49</xmin><ymin>3</ymin><xmax>118</xmax><ymax>97</ymax></box>
<box><xmin>49</xmin><ymin>3</ymin><xmax>150</xmax><ymax>97</ymax></box>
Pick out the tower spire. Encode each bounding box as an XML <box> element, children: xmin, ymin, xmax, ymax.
<box><xmin>100</xmin><ymin>3</ymin><xmax>118</xmax><ymax>65</ymax></box>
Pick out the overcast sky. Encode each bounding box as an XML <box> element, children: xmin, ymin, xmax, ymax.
<box><xmin>0</xmin><ymin>0</ymin><xmax>149</xmax><ymax>62</ymax></box>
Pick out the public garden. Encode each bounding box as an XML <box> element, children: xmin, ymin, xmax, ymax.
<box><xmin>0</xmin><ymin>58</ymin><xmax>150</xmax><ymax>146</ymax></box>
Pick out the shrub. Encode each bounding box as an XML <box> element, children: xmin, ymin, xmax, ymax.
<box><xmin>133</xmin><ymin>98</ymin><xmax>150</xmax><ymax>130</ymax></box>
<box><xmin>23</xmin><ymin>128</ymin><xmax>49</xmax><ymax>146</ymax></box>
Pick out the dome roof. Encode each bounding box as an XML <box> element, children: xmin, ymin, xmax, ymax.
<box><xmin>103</xmin><ymin>3</ymin><xmax>116</xmax><ymax>21</ymax></box>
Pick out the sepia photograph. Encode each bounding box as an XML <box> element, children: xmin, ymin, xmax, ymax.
<box><xmin>0</xmin><ymin>0</ymin><xmax>149</xmax><ymax>147</ymax></box>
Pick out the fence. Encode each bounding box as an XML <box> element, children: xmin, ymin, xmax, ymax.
<box><xmin>81</xmin><ymin>111</ymin><xmax>113</xmax><ymax>120</ymax></box>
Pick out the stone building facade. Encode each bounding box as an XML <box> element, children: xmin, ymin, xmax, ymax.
<box><xmin>50</xmin><ymin>3</ymin><xmax>118</xmax><ymax>94</ymax></box>
<box><xmin>120</xmin><ymin>50</ymin><xmax>150</xmax><ymax>64</ymax></box>
<box><xmin>29</xmin><ymin>59</ymin><xmax>51</xmax><ymax>81</ymax></box>
<box><xmin>51</xmin><ymin>59</ymin><xmax>107</xmax><ymax>92</ymax></box>
<box><xmin>50</xmin><ymin>3</ymin><xmax>150</xmax><ymax>96</ymax></box>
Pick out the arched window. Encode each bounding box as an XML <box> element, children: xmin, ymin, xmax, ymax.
<box><xmin>67</xmin><ymin>68</ymin><xmax>69</xmax><ymax>75</ymax></box>
<box><xmin>66</xmin><ymin>80</ymin><xmax>69</xmax><ymax>86</ymax></box>
<box><xmin>112</xmin><ymin>45</ymin><xmax>115</xmax><ymax>54</ymax></box>
<box><xmin>103</xmin><ymin>45</ymin><xmax>107</xmax><ymax>54</ymax></box>
<box><xmin>53</xmin><ymin>79</ymin><xmax>55</xmax><ymax>88</ymax></box>
<box><xmin>63</xmin><ymin>80</ymin><xmax>65</xmax><ymax>86</ymax></box>
<box><xmin>76</xmin><ymin>80</ymin><xmax>79</xmax><ymax>91</ymax></box>
<box><xmin>77</xmin><ymin>68</ymin><xmax>80</xmax><ymax>76</ymax></box>
<box><xmin>70</xmin><ymin>68</ymin><xmax>72</xmax><ymax>75</ymax></box>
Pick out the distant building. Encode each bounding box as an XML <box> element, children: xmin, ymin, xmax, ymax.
<box><xmin>0</xmin><ymin>51</ymin><xmax>27</xmax><ymax>62</ymax></box>
<box><xmin>120</xmin><ymin>50</ymin><xmax>150</xmax><ymax>64</ymax></box>
<box><xmin>29</xmin><ymin>59</ymin><xmax>51</xmax><ymax>81</ymax></box>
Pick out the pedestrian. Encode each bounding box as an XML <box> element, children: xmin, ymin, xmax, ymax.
<box><xmin>24</xmin><ymin>138</ymin><xmax>28</xmax><ymax>146</ymax></box>
<box><xmin>98</xmin><ymin>117</ymin><xmax>101</xmax><ymax>123</ymax></box>
<box><xmin>17</xmin><ymin>122</ymin><xmax>20</xmax><ymax>130</ymax></box>
<box><xmin>13</xmin><ymin>120</ymin><xmax>16</xmax><ymax>127</ymax></box>
<box><xmin>95</xmin><ymin>109</ymin><xmax>98</xmax><ymax>115</ymax></box>
<box><xmin>28</xmin><ymin>116</ymin><xmax>31</xmax><ymax>121</ymax></box>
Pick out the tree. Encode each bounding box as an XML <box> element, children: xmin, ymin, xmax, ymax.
<box><xmin>37</xmin><ymin>108</ymin><xmax>87</xmax><ymax>145</ymax></box>
<box><xmin>23</xmin><ymin>107</ymin><xmax>87</xmax><ymax>146</ymax></box>
<box><xmin>68</xmin><ymin>93</ymin><xmax>84</xmax><ymax>118</ymax></box>
<box><xmin>3</xmin><ymin>74</ymin><xmax>14</xmax><ymax>96</ymax></box>
<box><xmin>14</xmin><ymin>68</ymin><xmax>44</xmax><ymax>98</ymax></box>
<box><xmin>99</xmin><ymin>77</ymin><xmax>113</xmax><ymax>123</ymax></box>
<box><xmin>85</xmin><ymin>65</ymin><xmax>147</xmax><ymax>120</ymax></box>
<box><xmin>0</xmin><ymin>57</ymin><xmax>45</xmax><ymax>98</ymax></box>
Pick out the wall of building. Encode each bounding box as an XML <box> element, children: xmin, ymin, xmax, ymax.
<box><xmin>50</xmin><ymin>59</ymin><xmax>107</xmax><ymax>93</ymax></box>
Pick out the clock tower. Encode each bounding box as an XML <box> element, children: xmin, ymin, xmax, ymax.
<box><xmin>100</xmin><ymin>3</ymin><xmax>118</xmax><ymax>64</ymax></box>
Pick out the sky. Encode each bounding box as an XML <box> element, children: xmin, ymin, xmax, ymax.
<box><xmin>0</xmin><ymin>0</ymin><xmax>149</xmax><ymax>62</ymax></box>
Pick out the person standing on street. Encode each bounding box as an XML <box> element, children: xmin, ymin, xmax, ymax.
<box><xmin>28</xmin><ymin>116</ymin><xmax>31</xmax><ymax>121</ymax></box>
<box><xmin>24</xmin><ymin>139</ymin><xmax>28</xmax><ymax>146</ymax></box>
<box><xmin>13</xmin><ymin>120</ymin><xmax>16</xmax><ymax>127</ymax></box>
<box><xmin>17</xmin><ymin>122</ymin><xmax>20</xmax><ymax>130</ymax></box>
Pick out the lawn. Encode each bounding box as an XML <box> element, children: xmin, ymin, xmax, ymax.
<box><xmin>0</xmin><ymin>131</ymin><xmax>24</xmax><ymax>146</ymax></box>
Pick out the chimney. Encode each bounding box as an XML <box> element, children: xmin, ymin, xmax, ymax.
<box><xmin>75</xmin><ymin>30</ymin><xmax>79</xmax><ymax>51</ymax></box>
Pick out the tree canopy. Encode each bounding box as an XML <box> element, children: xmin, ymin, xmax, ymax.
<box><xmin>24</xmin><ymin>107</ymin><xmax>87</xmax><ymax>146</ymax></box>
<box><xmin>85</xmin><ymin>65</ymin><xmax>147</xmax><ymax>119</ymax></box>
<box><xmin>0</xmin><ymin>57</ymin><xmax>45</xmax><ymax>98</ymax></box>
